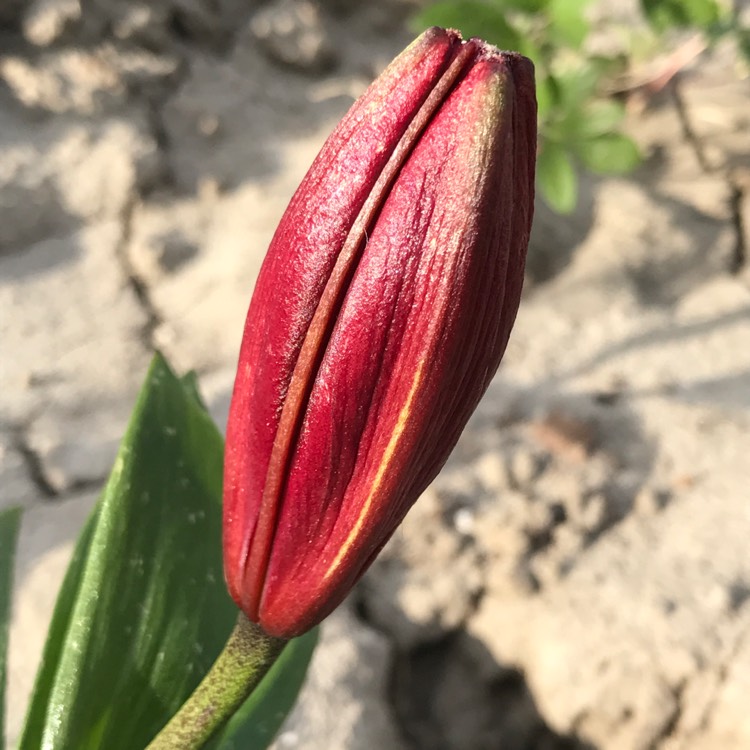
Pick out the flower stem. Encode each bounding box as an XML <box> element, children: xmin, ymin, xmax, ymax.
<box><xmin>145</xmin><ymin>613</ymin><xmax>286</xmax><ymax>750</ymax></box>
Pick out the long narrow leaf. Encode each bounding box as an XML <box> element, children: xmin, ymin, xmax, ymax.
<box><xmin>17</xmin><ymin>509</ymin><xmax>99</xmax><ymax>749</ymax></box>
<box><xmin>0</xmin><ymin>507</ymin><xmax>23</xmax><ymax>749</ymax></box>
<box><xmin>19</xmin><ymin>355</ymin><xmax>235</xmax><ymax>749</ymax></box>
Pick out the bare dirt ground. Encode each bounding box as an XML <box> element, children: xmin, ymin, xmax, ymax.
<box><xmin>1</xmin><ymin>1</ymin><xmax>749</xmax><ymax>748</ymax></box>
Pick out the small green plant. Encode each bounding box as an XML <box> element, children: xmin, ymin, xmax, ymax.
<box><xmin>640</xmin><ymin>0</ymin><xmax>750</xmax><ymax>77</ymax></box>
<box><xmin>415</xmin><ymin>0</ymin><xmax>748</xmax><ymax>213</ymax></box>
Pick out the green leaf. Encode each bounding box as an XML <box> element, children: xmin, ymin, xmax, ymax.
<box><xmin>414</xmin><ymin>1</ymin><xmax>525</xmax><ymax>51</ymax></box>
<box><xmin>516</xmin><ymin>36</ymin><xmax>543</xmax><ymax>65</ymax></box>
<box><xmin>576</xmin><ymin>133</ymin><xmax>641</xmax><ymax>174</ymax></box>
<box><xmin>18</xmin><ymin>508</ymin><xmax>99</xmax><ymax>748</ymax></box>
<box><xmin>0</xmin><ymin>506</ymin><xmax>23</xmax><ymax>748</ymax></box>
<box><xmin>500</xmin><ymin>0</ymin><xmax>550</xmax><ymax>12</ymax></box>
<box><xmin>536</xmin><ymin>74</ymin><xmax>555</xmax><ymax>120</ymax></box>
<box><xmin>18</xmin><ymin>354</ymin><xmax>237</xmax><ymax>749</ymax></box>
<box><xmin>549</xmin><ymin>99</ymin><xmax>625</xmax><ymax>145</ymax></box>
<box><xmin>548</xmin><ymin>0</ymin><xmax>591</xmax><ymax>46</ymax></box>
<box><xmin>641</xmin><ymin>0</ymin><xmax>721</xmax><ymax>30</ymax></box>
<box><xmin>737</xmin><ymin>27</ymin><xmax>750</xmax><ymax>63</ymax></box>
<box><xmin>552</xmin><ymin>64</ymin><xmax>599</xmax><ymax>108</ymax></box>
<box><xmin>537</xmin><ymin>140</ymin><xmax>578</xmax><ymax>213</ymax></box>
<box><xmin>209</xmin><ymin>628</ymin><xmax>319</xmax><ymax>750</ymax></box>
<box><xmin>180</xmin><ymin>369</ymin><xmax>208</xmax><ymax>409</ymax></box>
<box><xmin>577</xmin><ymin>100</ymin><xmax>626</xmax><ymax>138</ymax></box>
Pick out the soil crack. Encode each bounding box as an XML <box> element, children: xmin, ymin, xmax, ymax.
<box><xmin>669</xmin><ymin>77</ymin><xmax>747</xmax><ymax>275</ymax></box>
<box><xmin>14</xmin><ymin>427</ymin><xmax>58</xmax><ymax>499</ymax></box>
<box><xmin>115</xmin><ymin>196</ymin><xmax>163</xmax><ymax>351</ymax></box>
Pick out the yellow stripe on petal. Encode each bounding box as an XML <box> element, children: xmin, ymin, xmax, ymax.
<box><xmin>324</xmin><ymin>362</ymin><xmax>424</xmax><ymax>581</ymax></box>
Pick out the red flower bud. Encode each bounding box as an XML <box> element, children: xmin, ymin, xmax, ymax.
<box><xmin>223</xmin><ymin>27</ymin><xmax>537</xmax><ymax>638</ymax></box>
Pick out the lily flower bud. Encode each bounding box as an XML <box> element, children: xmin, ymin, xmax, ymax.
<box><xmin>223</xmin><ymin>27</ymin><xmax>537</xmax><ymax>638</ymax></box>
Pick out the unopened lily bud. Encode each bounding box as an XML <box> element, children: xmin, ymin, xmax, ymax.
<box><xmin>223</xmin><ymin>27</ymin><xmax>537</xmax><ymax>638</ymax></box>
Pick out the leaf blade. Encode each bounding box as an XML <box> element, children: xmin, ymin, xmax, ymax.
<box><xmin>537</xmin><ymin>140</ymin><xmax>578</xmax><ymax>213</ymax></box>
<box><xmin>19</xmin><ymin>354</ymin><xmax>238</xmax><ymax>749</ymax></box>
<box><xmin>0</xmin><ymin>506</ymin><xmax>23</xmax><ymax>750</ymax></box>
<box><xmin>576</xmin><ymin>133</ymin><xmax>641</xmax><ymax>174</ymax></box>
<box><xmin>17</xmin><ymin>508</ymin><xmax>99</xmax><ymax>749</ymax></box>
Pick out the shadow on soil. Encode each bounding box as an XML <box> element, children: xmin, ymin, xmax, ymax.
<box><xmin>387</xmin><ymin>631</ymin><xmax>596</xmax><ymax>750</ymax></box>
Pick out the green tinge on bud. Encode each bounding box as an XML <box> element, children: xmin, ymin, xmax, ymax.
<box><xmin>223</xmin><ymin>27</ymin><xmax>537</xmax><ymax>638</ymax></box>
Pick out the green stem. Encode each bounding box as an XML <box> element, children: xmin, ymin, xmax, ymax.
<box><xmin>145</xmin><ymin>613</ymin><xmax>286</xmax><ymax>750</ymax></box>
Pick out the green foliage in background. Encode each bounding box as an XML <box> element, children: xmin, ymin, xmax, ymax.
<box><xmin>416</xmin><ymin>0</ymin><xmax>748</xmax><ymax>213</ymax></box>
